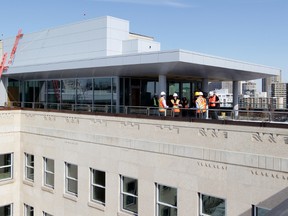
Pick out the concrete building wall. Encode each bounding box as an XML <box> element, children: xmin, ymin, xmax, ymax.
<box><xmin>0</xmin><ymin>110</ymin><xmax>288</xmax><ymax>215</ymax></box>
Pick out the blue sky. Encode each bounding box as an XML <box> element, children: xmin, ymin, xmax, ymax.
<box><xmin>1</xmin><ymin>0</ymin><xmax>287</xmax><ymax>85</ymax></box>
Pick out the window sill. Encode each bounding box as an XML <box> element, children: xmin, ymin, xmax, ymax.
<box><xmin>63</xmin><ymin>193</ymin><xmax>78</xmax><ymax>202</ymax></box>
<box><xmin>23</xmin><ymin>179</ymin><xmax>34</xmax><ymax>187</ymax></box>
<box><xmin>117</xmin><ymin>211</ymin><xmax>137</xmax><ymax>216</ymax></box>
<box><xmin>0</xmin><ymin>178</ymin><xmax>14</xmax><ymax>186</ymax></box>
<box><xmin>88</xmin><ymin>201</ymin><xmax>105</xmax><ymax>211</ymax></box>
<box><xmin>41</xmin><ymin>186</ymin><xmax>54</xmax><ymax>194</ymax></box>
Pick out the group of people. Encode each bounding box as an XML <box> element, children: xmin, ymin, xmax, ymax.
<box><xmin>154</xmin><ymin>90</ymin><xmax>220</xmax><ymax>119</ymax></box>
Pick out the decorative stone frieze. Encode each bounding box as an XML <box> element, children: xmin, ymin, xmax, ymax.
<box><xmin>65</xmin><ymin>116</ymin><xmax>79</xmax><ymax>124</ymax></box>
<box><xmin>252</xmin><ymin>132</ymin><xmax>286</xmax><ymax>144</ymax></box>
<box><xmin>90</xmin><ymin>119</ymin><xmax>107</xmax><ymax>126</ymax></box>
<box><xmin>198</xmin><ymin>128</ymin><xmax>228</xmax><ymax>139</ymax></box>
<box><xmin>197</xmin><ymin>161</ymin><xmax>227</xmax><ymax>170</ymax></box>
<box><xmin>251</xmin><ymin>169</ymin><xmax>288</xmax><ymax>180</ymax></box>
<box><xmin>44</xmin><ymin>114</ymin><xmax>56</xmax><ymax>121</ymax></box>
<box><xmin>156</xmin><ymin>125</ymin><xmax>179</xmax><ymax>134</ymax></box>
<box><xmin>24</xmin><ymin>113</ymin><xmax>35</xmax><ymax>118</ymax></box>
<box><xmin>0</xmin><ymin>112</ymin><xmax>14</xmax><ymax>119</ymax></box>
<box><xmin>121</xmin><ymin>121</ymin><xmax>140</xmax><ymax>130</ymax></box>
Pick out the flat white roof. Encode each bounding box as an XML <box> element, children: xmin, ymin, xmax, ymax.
<box><xmin>5</xmin><ymin>49</ymin><xmax>280</xmax><ymax>81</ymax></box>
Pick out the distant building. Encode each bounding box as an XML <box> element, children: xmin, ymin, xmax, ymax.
<box><xmin>213</xmin><ymin>89</ymin><xmax>233</xmax><ymax>108</ymax></box>
<box><xmin>242</xmin><ymin>81</ymin><xmax>257</xmax><ymax>97</ymax></box>
<box><xmin>262</xmin><ymin>74</ymin><xmax>281</xmax><ymax>97</ymax></box>
<box><xmin>271</xmin><ymin>82</ymin><xmax>288</xmax><ymax>108</ymax></box>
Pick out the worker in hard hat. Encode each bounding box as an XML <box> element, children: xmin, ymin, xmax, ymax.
<box><xmin>208</xmin><ymin>91</ymin><xmax>220</xmax><ymax>119</ymax></box>
<box><xmin>170</xmin><ymin>93</ymin><xmax>181</xmax><ymax>117</ymax></box>
<box><xmin>195</xmin><ymin>91</ymin><xmax>207</xmax><ymax>118</ymax></box>
<box><xmin>159</xmin><ymin>91</ymin><xmax>169</xmax><ymax>116</ymax></box>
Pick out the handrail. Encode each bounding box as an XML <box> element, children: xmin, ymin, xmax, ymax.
<box><xmin>5</xmin><ymin>101</ymin><xmax>288</xmax><ymax>124</ymax></box>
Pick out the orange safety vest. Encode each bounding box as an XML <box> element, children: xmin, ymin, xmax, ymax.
<box><xmin>158</xmin><ymin>97</ymin><xmax>166</xmax><ymax>113</ymax></box>
<box><xmin>209</xmin><ymin>95</ymin><xmax>216</xmax><ymax>108</ymax></box>
<box><xmin>196</xmin><ymin>97</ymin><xmax>207</xmax><ymax>113</ymax></box>
<box><xmin>171</xmin><ymin>98</ymin><xmax>180</xmax><ymax>113</ymax></box>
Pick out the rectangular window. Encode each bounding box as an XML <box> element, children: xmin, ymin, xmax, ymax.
<box><xmin>0</xmin><ymin>204</ymin><xmax>12</xmax><ymax>216</ymax></box>
<box><xmin>43</xmin><ymin>211</ymin><xmax>53</xmax><ymax>216</ymax></box>
<box><xmin>90</xmin><ymin>168</ymin><xmax>105</xmax><ymax>205</ymax></box>
<box><xmin>65</xmin><ymin>162</ymin><xmax>78</xmax><ymax>196</ymax></box>
<box><xmin>43</xmin><ymin>157</ymin><xmax>54</xmax><ymax>188</ymax></box>
<box><xmin>200</xmin><ymin>193</ymin><xmax>226</xmax><ymax>216</ymax></box>
<box><xmin>121</xmin><ymin>176</ymin><xmax>138</xmax><ymax>215</ymax></box>
<box><xmin>25</xmin><ymin>153</ymin><xmax>34</xmax><ymax>181</ymax></box>
<box><xmin>24</xmin><ymin>204</ymin><xmax>34</xmax><ymax>216</ymax></box>
<box><xmin>156</xmin><ymin>184</ymin><xmax>177</xmax><ymax>216</ymax></box>
<box><xmin>0</xmin><ymin>153</ymin><xmax>13</xmax><ymax>181</ymax></box>
<box><xmin>253</xmin><ymin>205</ymin><xmax>271</xmax><ymax>216</ymax></box>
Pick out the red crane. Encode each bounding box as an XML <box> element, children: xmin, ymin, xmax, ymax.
<box><xmin>0</xmin><ymin>29</ymin><xmax>24</xmax><ymax>78</ymax></box>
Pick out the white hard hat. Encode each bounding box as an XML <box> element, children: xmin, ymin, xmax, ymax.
<box><xmin>198</xmin><ymin>92</ymin><xmax>203</xmax><ymax>96</ymax></box>
<box><xmin>173</xmin><ymin>93</ymin><xmax>178</xmax><ymax>97</ymax></box>
<box><xmin>160</xmin><ymin>91</ymin><xmax>166</xmax><ymax>96</ymax></box>
<box><xmin>209</xmin><ymin>91</ymin><xmax>214</xmax><ymax>96</ymax></box>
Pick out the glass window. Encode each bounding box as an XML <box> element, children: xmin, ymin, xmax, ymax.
<box><xmin>65</xmin><ymin>162</ymin><xmax>78</xmax><ymax>196</ymax></box>
<box><xmin>62</xmin><ymin>79</ymin><xmax>76</xmax><ymax>105</ymax></box>
<box><xmin>0</xmin><ymin>153</ymin><xmax>13</xmax><ymax>181</ymax></box>
<box><xmin>168</xmin><ymin>82</ymin><xmax>180</xmax><ymax>97</ymax></box>
<box><xmin>76</xmin><ymin>78</ymin><xmax>93</xmax><ymax>105</ymax></box>
<box><xmin>43</xmin><ymin>158</ymin><xmax>54</xmax><ymax>188</ymax></box>
<box><xmin>24</xmin><ymin>204</ymin><xmax>34</xmax><ymax>216</ymax></box>
<box><xmin>200</xmin><ymin>194</ymin><xmax>226</xmax><ymax>216</ymax></box>
<box><xmin>121</xmin><ymin>176</ymin><xmax>138</xmax><ymax>214</ymax></box>
<box><xmin>35</xmin><ymin>81</ymin><xmax>46</xmax><ymax>107</ymax></box>
<box><xmin>93</xmin><ymin>78</ymin><xmax>112</xmax><ymax>105</ymax></box>
<box><xmin>253</xmin><ymin>205</ymin><xmax>271</xmax><ymax>216</ymax></box>
<box><xmin>141</xmin><ymin>80</ymin><xmax>157</xmax><ymax>106</ymax></box>
<box><xmin>157</xmin><ymin>184</ymin><xmax>177</xmax><ymax>216</ymax></box>
<box><xmin>8</xmin><ymin>78</ymin><xmax>20</xmax><ymax>104</ymax></box>
<box><xmin>47</xmin><ymin>80</ymin><xmax>61</xmax><ymax>104</ymax></box>
<box><xmin>25</xmin><ymin>153</ymin><xmax>34</xmax><ymax>182</ymax></box>
<box><xmin>90</xmin><ymin>169</ymin><xmax>106</xmax><ymax>204</ymax></box>
<box><xmin>0</xmin><ymin>204</ymin><xmax>12</xmax><ymax>216</ymax></box>
<box><xmin>23</xmin><ymin>81</ymin><xmax>35</xmax><ymax>104</ymax></box>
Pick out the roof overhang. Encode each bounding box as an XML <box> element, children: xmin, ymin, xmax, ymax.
<box><xmin>3</xmin><ymin>49</ymin><xmax>281</xmax><ymax>81</ymax></box>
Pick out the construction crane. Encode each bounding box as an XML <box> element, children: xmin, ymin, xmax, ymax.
<box><xmin>0</xmin><ymin>29</ymin><xmax>24</xmax><ymax>78</ymax></box>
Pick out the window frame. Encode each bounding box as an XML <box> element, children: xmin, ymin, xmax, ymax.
<box><xmin>90</xmin><ymin>168</ymin><xmax>106</xmax><ymax>205</ymax></box>
<box><xmin>43</xmin><ymin>211</ymin><xmax>53</xmax><ymax>216</ymax></box>
<box><xmin>24</xmin><ymin>153</ymin><xmax>34</xmax><ymax>182</ymax></box>
<box><xmin>156</xmin><ymin>183</ymin><xmax>177</xmax><ymax>216</ymax></box>
<box><xmin>43</xmin><ymin>157</ymin><xmax>55</xmax><ymax>189</ymax></box>
<box><xmin>252</xmin><ymin>205</ymin><xmax>271</xmax><ymax>216</ymax></box>
<box><xmin>199</xmin><ymin>193</ymin><xmax>226</xmax><ymax>216</ymax></box>
<box><xmin>24</xmin><ymin>204</ymin><xmax>34</xmax><ymax>216</ymax></box>
<box><xmin>65</xmin><ymin>162</ymin><xmax>78</xmax><ymax>196</ymax></box>
<box><xmin>0</xmin><ymin>203</ymin><xmax>13</xmax><ymax>216</ymax></box>
<box><xmin>0</xmin><ymin>153</ymin><xmax>13</xmax><ymax>181</ymax></box>
<box><xmin>120</xmin><ymin>175</ymin><xmax>138</xmax><ymax>215</ymax></box>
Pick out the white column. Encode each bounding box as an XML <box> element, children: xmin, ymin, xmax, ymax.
<box><xmin>0</xmin><ymin>77</ymin><xmax>8</xmax><ymax>106</ymax></box>
<box><xmin>158</xmin><ymin>75</ymin><xmax>167</xmax><ymax>95</ymax></box>
<box><xmin>202</xmin><ymin>78</ymin><xmax>209</xmax><ymax>94</ymax></box>
<box><xmin>233</xmin><ymin>81</ymin><xmax>239</xmax><ymax>119</ymax></box>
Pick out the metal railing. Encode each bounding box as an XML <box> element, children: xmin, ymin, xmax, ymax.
<box><xmin>5</xmin><ymin>101</ymin><xmax>288</xmax><ymax>124</ymax></box>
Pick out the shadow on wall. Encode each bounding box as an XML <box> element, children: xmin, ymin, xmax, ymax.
<box><xmin>239</xmin><ymin>187</ymin><xmax>288</xmax><ymax>216</ymax></box>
